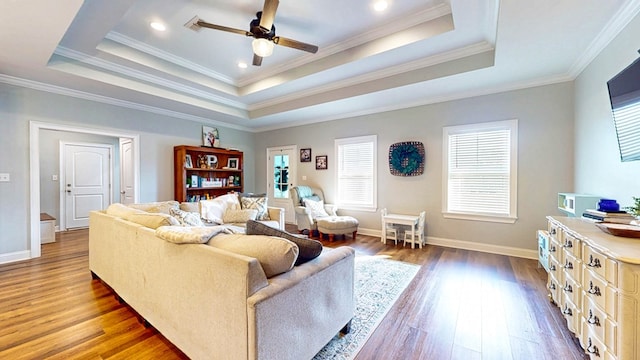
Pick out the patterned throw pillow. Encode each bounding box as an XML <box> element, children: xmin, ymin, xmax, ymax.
<box><xmin>303</xmin><ymin>198</ymin><xmax>329</xmax><ymax>218</ymax></box>
<box><xmin>223</xmin><ymin>209</ymin><xmax>258</xmax><ymax>224</ymax></box>
<box><xmin>240</xmin><ymin>194</ymin><xmax>270</xmax><ymax>221</ymax></box>
<box><xmin>170</xmin><ymin>207</ymin><xmax>204</xmax><ymax>227</ymax></box>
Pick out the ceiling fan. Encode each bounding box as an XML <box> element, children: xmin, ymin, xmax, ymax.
<box><xmin>186</xmin><ymin>0</ymin><xmax>319</xmax><ymax>66</ymax></box>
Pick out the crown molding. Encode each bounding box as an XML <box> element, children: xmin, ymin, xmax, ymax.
<box><xmin>0</xmin><ymin>74</ymin><xmax>251</xmax><ymax>131</ymax></box>
<box><xmin>105</xmin><ymin>31</ymin><xmax>236</xmax><ymax>85</ymax></box>
<box><xmin>568</xmin><ymin>0</ymin><xmax>640</xmax><ymax>78</ymax></box>
<box><xmin>53</xmin><ymin>46</ymin><xmax>245</xmax><ymax>109</ymax></box>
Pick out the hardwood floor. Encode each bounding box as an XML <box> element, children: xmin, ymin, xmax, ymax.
<box><xmin>0</xmin><ymin>228</ymin><xmax>587</xmax><ymax>359</ymax></box>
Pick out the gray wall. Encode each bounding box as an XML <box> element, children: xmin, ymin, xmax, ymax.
<box><xmin>254</xmin><ymin>82</ymin><xmax>575</xmax><ymax>251</ymax></box>
<box><xmin>574</xmin><ymin>13</ymin><xmax>640</xmax><ymax>206</ymax></box>
<box><xmin>0</xmin><ymin>84</ymin><xmax>254</xmax><ymax>255</ymax></box>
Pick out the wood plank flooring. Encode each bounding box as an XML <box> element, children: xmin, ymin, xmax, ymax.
<box><xmin>0</xmin><ymin>228</ymin><xmax>587</xmax><ymax>359</ymax></box>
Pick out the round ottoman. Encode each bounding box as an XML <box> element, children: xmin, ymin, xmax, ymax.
<box><xmin>316</xmin><ymin>216</ymin><xmax>359</xmax><ymax>242</ymax></box>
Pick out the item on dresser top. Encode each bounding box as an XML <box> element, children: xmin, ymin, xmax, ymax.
<box><xmin>595</xmin><ymin>222</ymin><xmax>640</xmax><ymax>238</ymax></box>
<box><xmin>597</xmin><ymin>198</ymin><xmax>620</xmax><ymax>212</ymax></box>
<box><xmin>582</xmin><ymin>208</ymin><xmax>635</xmax><ymax>224</ymax></box>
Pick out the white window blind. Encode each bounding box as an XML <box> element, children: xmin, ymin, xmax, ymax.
<box><xmin>612</xmin><ymin>101</ymin><xmax>640</xmax><ymax>162</ymax></box>
<box><xmin>443</xmin><ymin>120</ymin><xmax>517</xmax><ymax>223</ymax></box>
<box><xmin>335</xmin><ymin>135</ymin><xmax>377</xmax><ymax>211</ymax></box>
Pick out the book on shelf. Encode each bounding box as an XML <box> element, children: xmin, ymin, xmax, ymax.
<box><xmin>584</xmin><ymin>208</ymin><xmax>633</xmax><ymax>217</ymax></box>
<box><xmin>582</xmin><ymin>211</ymin><xmax>634</xmax><ymax>224</ymax></box>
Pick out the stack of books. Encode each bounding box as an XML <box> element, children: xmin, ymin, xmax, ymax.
<box><xmin>582</xmin><ymin>209</ymin><xmax>635</xmax><ymax>224</ymax></box>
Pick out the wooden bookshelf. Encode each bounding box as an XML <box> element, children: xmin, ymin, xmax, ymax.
<box><xmin>173</xmin><ymin>145</ymin><xmax>243</xmax><ymax>202</ymax></box>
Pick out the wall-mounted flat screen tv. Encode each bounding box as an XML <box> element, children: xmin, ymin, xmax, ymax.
<box><xmin>607</xmin><ymin>55</ymin><xmax>640</xmax><ymax>162</ymax></box>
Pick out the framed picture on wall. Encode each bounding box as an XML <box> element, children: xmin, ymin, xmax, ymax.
<box><xmin>227</xmin><ymin>158</ymin><xmax>239</xmax><ymax>170</ymax></box>
<box><xmin>316</xmin><ymin>155</ymin><xmax>328</xmax><ymax>170</ymax></box>
<box><xmin>300</xmin><ymin>148</ymin><xmax>312</xmax><ymax>162</ymax></box>
<box><xmin>202</xmin><ymin>126</ymin><xmax>220</xmax><ymax>147</ymax></box>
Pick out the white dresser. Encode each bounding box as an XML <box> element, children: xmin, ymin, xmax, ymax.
<box><xmin>546</xmin><ymin>216</ymin><xmax>640</xmax><ymax>359</ymax></box>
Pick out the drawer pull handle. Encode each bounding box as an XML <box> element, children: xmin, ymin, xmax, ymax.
<box><xmin>587</xmin><ymin>338</ymin><xmax>600</xmax><ymax>357</ymax></box>
<box><xmin>550</xmin><ymin>228</ymin><xmax>556</xmax><ymax>235</ymax></box>
<box><xmin>563</xmin><ymin>283</ymin><xmax>572</xmax><ymax>293</ymax></box>
<box><xmin>550</xmin><ymin>245</ymin><xmax>556</xmax><ymax>253</ymax></box>
<box><xmin>587</xmin><ymin>310</ymin><xmax>601</xmax><ymax>327</ymax></box>
<box><xmin>563</xmin><ymin>240</ymin><xmax>573</xmax><ymax>248</ymax></box>
<box><xmin>562</xmin><ymin>305</ymin><xmax>572</xmax><ymax>316</ymax></box>
<box><xmin>549</xmin><ymin>283</ymin><xmax>556</xmax><ymax>290</ymax></box>
<box><xmin>550</xmin><ymin>264</ymin><xmax>556</xmax><ymax>271</ymax></box>
<box><xmin>587</xmin><ymin>281</ymin><xmax>602</xmax><ymax>296</ymax></box>
<box><xmin>587</xmin><ymin>255</ymin><xmax>601</xmax><ymax>268</ymax></box>
<box><xmin>564</xmin><ymin>261</ymin><xmax>573</xmax><ymax>270</ymax></box>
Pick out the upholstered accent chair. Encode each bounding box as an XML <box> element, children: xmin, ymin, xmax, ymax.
<box><xmin>289</xmin><ymin>185</ymin><xmax>338</xmax><ymax>234</ymax></box>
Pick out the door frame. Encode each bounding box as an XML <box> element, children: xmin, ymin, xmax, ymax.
<box><xmin>29</xmin><ymin>121</ymin><xmax>140</xmax><ymax>258</ymax></box>
<box><xmin>266</xmin><ymin>145</ymin><xmax>297</xmax><ymax>224</ymax></box>
<box><xmin>59</xmin><ymin>141</ymin><xmax>114</xmax><ymax>231</ymax></box>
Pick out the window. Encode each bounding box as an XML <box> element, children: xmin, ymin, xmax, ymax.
<box><xmin>442</xmin><ymin>119</ymin><xmax>518</xmax><ymax>223</ymax></box>
<box><xmin>335</xmin><ymin>135</ymin><xmax>377</xmax><ymax>211</ymax></box>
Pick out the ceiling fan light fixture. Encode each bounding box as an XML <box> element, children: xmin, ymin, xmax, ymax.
<box><xmin>252</xmin><ymin>38</ymin><xmax>274</xmax><ymax>57</ymax></box>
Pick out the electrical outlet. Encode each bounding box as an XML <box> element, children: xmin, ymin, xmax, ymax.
<box><xmin>302</xmin><ymin>175</ymin><xmax>307</xmax><ymax>180</ymax></box>
<box><xmin>0</xmin><ymin>173</ymin><xmax>9</xmax><ymax>182</ymax></box>
<box><xmin>52</xmin><ymin>174</ymin><xmax>58</xmax><ymax>181</ymax></box>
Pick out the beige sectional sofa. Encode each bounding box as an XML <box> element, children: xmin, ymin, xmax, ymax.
<box><xmin>89</xmin><ymin>207</ymin><xmax>355</xmax><ymax>360</ymax></box>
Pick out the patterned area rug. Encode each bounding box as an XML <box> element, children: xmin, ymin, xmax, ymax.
<box><xmin>313</xmin><ymin>256</ymin><xmax>420</xmax><ymax>360</ymax></box>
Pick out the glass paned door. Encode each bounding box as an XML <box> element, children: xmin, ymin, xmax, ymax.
<box><xmin>267</xmin><ymin>146</ymin><xmax>296</xmax><ymax>224</ymax></box>
<box><xmin>273</xmin><ymin>154</ymin><xmax>290</xmax><ymax>199</ymax></box>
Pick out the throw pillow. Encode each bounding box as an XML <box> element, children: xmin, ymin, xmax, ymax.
<box><xmin>246</xmin><ymin>220</ymin><xmax>323</xmax><ymax>265</ymax></box>
<box><xmin>170</xmin><ymin>208</ymin><xmax>205</xmax><ymax>227</ymax></box>
<box><xmin>200</xmin><ymin>193</ymin><xmax>240</xmax><ymax>224</ymax></box>
<box><xmin>223</xmin><ymin>209</ymin><xmax>258</xmax><ymax>224</ymax></box>
<box><xmin>239</xmin><ymin>193</ymin><xmax>270</xmax><ymax>221</ymax></box>
<box><xmin>303</xmin><ymin>198</ymin><xmax>329</xmax><ymax>218</ymax></box>
<box><xmin>207</xmin><ymin>233</ymin><xmax>299</xmax><ymax>278</ymax></box>
<box><xmin>295</xmin><ymin>185</ymin><xmax>315</xmax><ymax>205</ymax></box>
<box><xmin>179</xmin><ymin>201</ymin><xmax>200</xmax><ymax>213</ymax></box>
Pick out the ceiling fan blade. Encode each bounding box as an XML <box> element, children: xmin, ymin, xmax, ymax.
<box><xmin>274</xmin><ymin>36</ymin><xmax>318</xmax><ymax>53</ymax></box>
<box><xmin>253</xmin><ymin>54</ymin><xmax>263</xmax><ymax>66</ymax></box>
<box><xmin>196</xmin><ymin>19</ymin><xmax>252</xmax><ymax>37</ymax></box>
<box><xmin>259</xmin><ymin>0</ymin><xmax>279</xmax><ymax>30</ymax></box>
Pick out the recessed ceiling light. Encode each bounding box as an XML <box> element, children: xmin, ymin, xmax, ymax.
<box><xmin>150</xmin><ymin>22</ymin><xmax>166</xmax><ymax>31</ymax></box>
<box><xmin>237</xmin><ymin>62</ymin><xmax>248</xmax><ymax>69</ymax></box>
<box><xmin>373</xmin><ymin>0</ymin><xmax>388</xmax><ymax>12</ymax></box>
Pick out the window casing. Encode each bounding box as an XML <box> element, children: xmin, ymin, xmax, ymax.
<box><xmin>442</xmin><ymin>119</ymin><xmax>518</xmax><ymax>223</ymax></box>
<box><xmin>335</xmin><ymin>135</ymin><xmax>377</xmax><ymax>211</ymax></box>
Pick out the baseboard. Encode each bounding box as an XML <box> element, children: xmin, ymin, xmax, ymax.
<box><xmin>0</xmin><ymin>250</ymin><xmax>31</xmax><ymax>265</ymax></box>
<box><xmin>358</xmin><ymin>228</ymin><xmax>536</xmax><ymax>260</ymax></box>
<box><xmin>426</xmin><ymin>236</ymin><xmax>537</xmax><ymax>260</ymax></box>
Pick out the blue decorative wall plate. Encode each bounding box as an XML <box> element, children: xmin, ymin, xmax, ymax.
<box><xmin>389</xmin><ymin>141</ymin><xmax>425</xmax><ymax>176</ymax></box>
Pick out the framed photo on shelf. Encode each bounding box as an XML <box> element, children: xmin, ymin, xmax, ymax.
<box><xmin>185</xmin><ymin>154</ymin><xmax>193</xmax><ymax>168</ymax></box>
<box><xmin>227</xmin><ymin>158</ymin><xmax>239</xmax><ymax>170</ymax></box>
<box><xmin>300</xmin><ymin>148</ymin><xmax>312</xmax><ymax>162</ymax></box>
<box><xmin>202</xmin><ymin>126</ymin><xmax>220</xmax><ymax>147</ymax></box>
<box><xmin>316</xmin><ymin>155</ymin><xmax>328</xmax><ymax>170</ymax></box>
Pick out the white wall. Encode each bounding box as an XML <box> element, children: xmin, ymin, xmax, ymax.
<box><xmin>254</xmin><ymin>82</ymin><xmax>575</xmax><ymax>252</ymax></box>
<box><xmin>0</xmin><ymin>84</ymin><xmax>254</xmax><ymax>257</ymax></box>
<box><xmin>574</xmin><ymin>13</ymin><xmax>640</xmax><ymax>207</ymax></box>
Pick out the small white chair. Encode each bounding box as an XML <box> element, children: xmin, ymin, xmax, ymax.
<box><xmin>381</xmin><ymin>208</ymin><xmax>399</xmax><ymax>244</ymax></box>
<box><xmin>404</xmin><ymin>211</ymin><xmax>426</xmax><ymax>249</ymax></box>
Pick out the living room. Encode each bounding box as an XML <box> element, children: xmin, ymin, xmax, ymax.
<box><xmin>1</xmin><ymin>0</ymin><xmax>640</xmax><ymax>359</ymax></box>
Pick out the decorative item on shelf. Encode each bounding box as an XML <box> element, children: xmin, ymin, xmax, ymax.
<box><xmin>191</xmin><ymin>175</ymin><xmax>199</xmax><ymax>188</ymax></box>
<box><xmin>206</xmin><ymin>155</ymin><xmax>218</xmax><ymax>169</ymax></box>
<box><xmin>228</xmin><ymin>175</ymin><xmax>235</xmax><ymax>187</ymax></box>
<box><xmin>185</xmin><ymin>154</ymin><xmax>193</xmax><ymax>168</ymax></box>
<box><xmin>198</xmin><ymin>154</ymin><xmax>208</xmax><ymax>168</ymax></box>
<box><xmin>300</xmin><ymin>148</ymin><xmax>311</xmax><ymax>162</ymax></box>
<box><xmin>389</xmin><ymin>141</ymin><xmax>425</xmax><ymax>176</ymax></box>
<box><xmin>316</xmin><ymin>155</ymin><xmax>327</xmax><ymax>170</ymax></box>
<box><xmin>202</xmin><ymin>126</ymin><xmax>220</xmax><ymax>147</ymax></box>
<box><xmin>226</xmin><ymin>158</ymin><xmax>239</xmax><ymax>170</ymax></box>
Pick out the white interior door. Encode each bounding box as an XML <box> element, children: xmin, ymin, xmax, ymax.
<box><xmin>119</xmin><ymin>138</ymin><xmax>135</xmax><ymax>204</ymax></box>
<box><xmin>267</xmin><ymin>146</ymin><xmax>297</xmax><ymax>224</ymax></box>
<box><xmin>63</xmin><ymin>143</ymin><xmax>112</xmax><ymax>229</ymax></box>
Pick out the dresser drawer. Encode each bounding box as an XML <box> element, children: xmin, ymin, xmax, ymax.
<box><xmin>562</xmin><ymin>297</ymin><xmax>580</xmax><ymax>334</ymax></box>
<box><xmin>581</xmin><ymin>319</ymin><xmax>616</xmax><ymax>360</ymax></box>
<box><xmin>583</xmin><ymin>245</ymin><xmax>618</xmax><ymax>286</ymax></box>
<box><xmin>548</xmin><ymin>274</ymin><xmax>561</xmax><ymax>305</ymax></box>
<box><xmin>548</xmin><ymin>255</ymin><xmax>563</xmax><ymax>283</ymax></box>
<box><xmin>548</xmin><ymin>221</ymin><xmax>563</xmax><ymax>244</ymax></box>
<box><xmin>562</xmin><ymin>275</ymin><xmax>581</xmax><ymax>307</ymax></box>
<box><xmin>582</xmin><ymin>296</ymin><xmax>617</xmax><ymax>354</ymax></box>
<box><xmin>583</xmin><ymin>269</ymin><xmax>618</xmax><ymax>320</ymax></box>
<box><xmin>563</xmin><ymin>251</ymin><xmax>580</xmax><ymax>283</ymax></box>
<box><xmin>563</xmin><ymin>232</ymin><xmax>581</xmax><ymax>259</ymax></box>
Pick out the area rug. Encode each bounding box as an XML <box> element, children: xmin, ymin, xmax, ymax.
<box><xmin>313</xmin><ymin>256</ymin><xmax>420</xmax><ymax>360</ymax></box>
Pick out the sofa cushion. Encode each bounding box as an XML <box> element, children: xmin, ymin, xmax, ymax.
<box><xmin>170</xmin><ymin>208</ymin><xmax>205</xmax><ymax>227</ymax></box>
<box><xmin>207</xmin><ymin>233</ymin><xmax>298</xmax><ymax>278</ymax></box>
<box><xmin>155</xmin><ymin>225</ymin><xmax>231</xmax><ymax>244</ymax></box>
<box><xmin>106</xmin><ymin>203</ymin><xmax>145</xmax><ymax>218</ymax></box>
<box><xmin>200</xmin><ymin>194</ymin><xmax>240</xmax><ymax>224</ymax></box>
<box><xmin>128</xmin><ymin>201</ymin><xmax>179</xmax><ymax>214</ymax></box>
<box><xmin>303</xmin><ymin>198</ymin><xmax>329</xmax><ymax>218</ymax></box>
<box><xmin>295</xmin><ymin>185</ymin><xmax>315</xmax><ymax>205</ymax></box>
<box><xmin>245</xmin><ymin>220</ymin><xmax>323</xmax><ymax>265</ymax></box>
<box><xmin>239</xmin><ymin>193</ymin><xmax>270</xmax><ymax>221</ymax></box>
<box><xmin>124</xmin><ymin>212</ymin><xmax>180</xmax><ymax>229</ymax></box>
<box><xmin>179</xmin><ymin>201</ymin><xmax>200</xmax><ymax>213</ymax></box>
<box><xmin>223</xmin><ymin>209</ymin><xmax>258</xmax><ymax>224</ymax></box>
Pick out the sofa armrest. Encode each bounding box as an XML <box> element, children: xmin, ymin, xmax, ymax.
<box><xmin>324</xmin><ymin>203</ymin><xmax>338</xmax><ymax>216</ymax></box>
<box><xmin>267</xmin><ymin>206</ymin><xmax>285</xmax><ymax>229</ymax></box>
